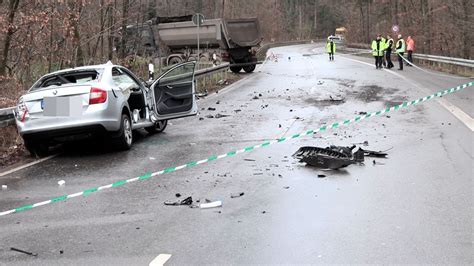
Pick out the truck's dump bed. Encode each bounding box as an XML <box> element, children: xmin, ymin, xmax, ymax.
<box><xmin>156</xmin><ymin>17</ymin><xmax>261</xmax><ymax>50</ymax></box>
<box><xmin>224</xmin><ymin>18</ymin><xmax>261</xmax><ymax>47</ymax></box>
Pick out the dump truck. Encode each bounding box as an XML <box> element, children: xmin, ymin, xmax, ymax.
<box><xmin>123</xmin><ymin>16</ymin><xmax>262</xmax><ymax>73</ymax></box>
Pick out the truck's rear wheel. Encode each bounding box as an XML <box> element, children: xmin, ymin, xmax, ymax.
<box><xmin>168</xmin><ymin>57</ymin><xmax>183</xmax><ymax>65</ymax></box>
<box><xmin>230</xmin><ymin>66</ymin><xmax>242</xmax><ymax>73</ymax></box>
<box><xmin>243</xmin><ymin>64</ymin><xmax>256</xmax><ymax>73</ymax></box>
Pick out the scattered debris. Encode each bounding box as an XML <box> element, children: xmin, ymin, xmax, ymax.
<box><xmin>283</xmin><ymin>186</ymin><xmax>290</xmax><ymax>189</ymax></box>
<box><xmin>217</xmin><ymin>79</ymin><xmax>228</xmax><ymax>85</ymax></box>
<box><xmin>353</xmin><ymin>140</ymin><xmax>369</xmax><ymax>146</ymax></box>
<box><xmin>199</xmin><ymin>117</ymin><xmax>204</xmax><ymax>120</ymax></box>
<box><xmin>215</xmin><ymin>101</ymin><xmax>220</xmax><ymax>104</ymax></box>
<box><xmin>164</xmin><ymin>196</ymin><xmax>193</xmax><ymax>206</ymax></box>
<box><xmin>175</xmin><ymin>193</ymin><xmax>181</xmax><ymax>198</ymax></box>
<box><xmin>215</xmin><ymin>113</ymin><xmax>230</xmax><ymax>119</ymax></box>
<box><xmin>200</xmin><ymin>200</ymin><xmax>222</xmax><ymax>209</ymax></box>
<box><xmin>234</xmin><ymin>109</ymin><xmax>242</xmax><ymax>113</ymax></box>
<box><xmin>59</xmin><ymin>250</ymin><xmax>64</xmax><ymax>254</ymax></box>
<box><xmin>10</xmin><ymin>247</ymin><xmax>38</xmax><ymax>257</ymax></box>
<box><xmin>244</xmin><ymin>158</ymin><xmax>256</xmax><ymax>162</ymax></box>
<box><xmin>293</xmin><ymin>146</ymin><xmax>355</xmax><ymax>169</ymax></box>
<box><xmin>207</xmin><ymin>107</ymin><xmax>216</xmax><ymax>111</ymax></box>
<box><xmin>261</xmin><ymin>211</ymin><xmax>267</xmax><ymax>214</ymax></box>
<box><xmin>1</xmin><ymin>185</ymin><xmax>7</xmax><ymax>190</ymax></box>
<box><xmin>253</xmin><ymin>173</ymin><xmax>263</xmax><ymax>176</ymax></box>
<box><xmin>149</xmin><ymin>157</ymin><xmax>156</xmax><ymax>160</ymax></box>
<box><xmin>58</xmin><ymin>180</ymin><xmax>65</xmax><ymax>186</ymax></box>
<box><xmin>252</xmin><ymin>96</ymin><xmax>259</xmax><ymax>100</ymax></box>
<box><xmin>205</xmin><ymin>115</ymin><xmax>214</xmax><ymax>119</ymax></box>
<box><xmin>359</xmin><ymin>111</ymin><xmax>368</xmax><ymax>115</ymax></box>
<box><xmin>230</xmin><ymin>192</ymin><xmax>245</xmax><ymax>198</ymax></box>
<box><xmin>317</xmin><ymin>174</ymin><xmax>326</xmax><ymax>178</ymax></box>
<box><xmin>293</xmin><ymin>145</ymin><xmax>389</xmax><ymax>170</ymax></box>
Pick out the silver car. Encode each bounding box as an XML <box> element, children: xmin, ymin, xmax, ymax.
<box><xmin>15</xmin><ymin>61</ymin><xmax>198</xmax><ymax>155</ymax></box>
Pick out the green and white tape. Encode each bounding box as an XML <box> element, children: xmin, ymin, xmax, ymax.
<box><xmin>1</xmin><ymin>81</ymin><xmax>473</xmax><ymax>217</ymax></box>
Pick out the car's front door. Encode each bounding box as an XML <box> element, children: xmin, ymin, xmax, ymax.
<box><xmin>150</xmin><ymin>62</ymin><xmax>197</xmax><ymax>119</ymax></box>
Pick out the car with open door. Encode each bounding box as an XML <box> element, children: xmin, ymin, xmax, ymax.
<box><xmin>14</xmin><ymin>61</ymin><xmax>197</xmax><ymax>156</ymax></box>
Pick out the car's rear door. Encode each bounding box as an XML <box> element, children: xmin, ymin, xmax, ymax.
<box><xmin>150</xmin><ymin>62</ymin><xmax>197</xmax><ymax>119</ymax></box>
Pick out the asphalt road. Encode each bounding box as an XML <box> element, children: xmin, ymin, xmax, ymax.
<box><xmin>0</xmin><ymin>44</ymin><xmax>472</xmax><ymax>265</ymax></box>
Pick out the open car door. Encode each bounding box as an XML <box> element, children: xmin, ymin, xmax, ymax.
<box><xmin>150</xmin><ymin>62</ymin><xmax>197</xmax><ymax>120</ymax></box>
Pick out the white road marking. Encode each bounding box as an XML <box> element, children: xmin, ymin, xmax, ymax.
<box><xmin>340</xmin><ymin>55</ymin><xmax>474</xmax><ymax>131</ymax></box>
<box><xmin>0</xmin><ymin>154</ymin><xmax>58</xmax><ymax>177</ymax></box>
<box><xmin>149</xmin><ymin>254</ymin><xmax>172</xmax><ymax>266</ymax></box>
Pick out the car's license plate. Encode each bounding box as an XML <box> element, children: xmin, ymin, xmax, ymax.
<box><xmin>43</xmin><ymin>96</ymin><xmax>83</xmax><ymax>117</ymax></box>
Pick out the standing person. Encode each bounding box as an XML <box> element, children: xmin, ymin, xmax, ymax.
<box><xmin>396</xmin><ymin>34</ymin><xmax>406</xmax><ymax>70</ymax></box>
<box><xmin>406</xmin><ymin>36</ymin><xmax>415</xmax><ymax>66</ymax></box>
<box><xmin>385</xmin><ymin>35</ymin><xmax>394</xmax><ymax>69</ymax></box>
<box><xmin>371</xmin><ymin>34</ymin><xmax>384</xmax><ymax>69</ymax></box>
<box><xmin>380</xmin><ymin>35</ymin><xmax>387</xmax><ymax>68</ymax></box>
<box><xmin>326</xmin><ymin>37</ymin><xmax>336</xmax><ymax>61</ymax></box>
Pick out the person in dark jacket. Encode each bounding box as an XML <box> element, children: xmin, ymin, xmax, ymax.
<box><xmin>385</xmin><ymin>35</ymin><xmax>394</xmax><ymax>69</ymax></box>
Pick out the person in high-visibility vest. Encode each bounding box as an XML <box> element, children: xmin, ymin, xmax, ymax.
<box><xmin>371</xmin><ymin>34</ymin><xmax>384</xmax><ymax>69</ymax></box>
<box><xmin>380</xmin><ymin>35</ymin><xmax>387</xmax><ymax>68</ymax></box>
<box><xmin>326</xmin><ymin>37</ymin><xmax>336</xmax><ymax>61</ymax></box>
<box><xmin>395</xmin><ymin>34</ymin><xmax>406</xmax><ymax>70</ymax></box>
<box><xmin>385</xmin><ymin>35</ymin><xmax>394</xmax><ymax>69</ymax></box>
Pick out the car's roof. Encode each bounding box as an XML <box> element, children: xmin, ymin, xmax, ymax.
<box><xmin>45</xmin><ymin>61</ymin><xmax>121</xmax><ymax>76</ymax></box>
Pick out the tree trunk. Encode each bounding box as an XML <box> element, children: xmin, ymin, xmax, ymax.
<box><xmin>120</xmin><ymin>0</ymin><xmax>130</xmax><ymax>58</ymax></box>
<box><xmin>0</xmin><ymin>0</ymin><xmax>20</xmax><ymax>76</ymax></box>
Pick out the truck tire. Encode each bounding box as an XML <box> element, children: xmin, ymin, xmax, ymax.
<box><xmin>230</xmin><ymin>66</ymin><xmax>242</xmax><ymax>73</ymax></box>
<box><xmin>111</xmin><ymin>114</ymin><xmax>133</xmax><ymax>150</ymax></box>
<box><xmin>24</xmin><ymin>139</ymin><xmax>49</xmax><ymax>157</ymax></box>
<box><xmin>168</xmin><ymin>57</ymin><xmax>183</xmax><ymax>65</ymax></box>
<box><xmin>243</xmin><ymin>64</ymin><xmax>256</xmax><ymax>73</ymax></box>
<box><xmin>145</xmin><ymin>120</ymin><xmax>168</xmax><ymax>134</ymax></box>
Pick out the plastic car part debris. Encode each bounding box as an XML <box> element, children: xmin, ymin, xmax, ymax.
<box><xmin>10</xmin><ymin>247</ymin><xmax>38</xmax><ymax>256</ymax></box>
<box><xmin>214</xmin><ymin>113</ymin><xmax>230</xmax><ymax>119</ymax></box>
<box><xmin>1</xmin><ymin>185</ymin><xmax>7</xmax><ymax>190</ymax></box>
<box><xmin>360</xmin><ymin>148</ymin><xmax>388</xmax><ymax>158</ymax></box>
<box><xmin>293</xmin><ymin>146</ymin><xmax>355</xmax><ymax>169</ymax></box>
<box><xmin>200</xmin><ymin>200</ymin><xmax>222</xmax><ymax>209</ymax></box>
<box><xmin>58</xmin><ymin>180</ymin><xmax>65</xmax><ymax>186</ymax></box>
<box><xmin>230</xmin><ymin>192</ymin><xmax>245</xmax><ymax>198</ymax></box>
<box><xmin>164</xmin><ymin>196</ymin><xmax>193</xmax><ymax>206</ymax></box>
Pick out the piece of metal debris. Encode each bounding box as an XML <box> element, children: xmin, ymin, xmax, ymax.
<box><xmin>10</xmin><ymin>247</ymin><xmax>38</xmax><ymax>257</ymax></box>
<box><xmin>230</xmin><ymin>192</ymin><xmax>245</xmax><ymax>198</ymax></box>
<box><xmin>164</xmin><ymin>196</ymin><xmax>193</xmax><ymax>206</ymax></box>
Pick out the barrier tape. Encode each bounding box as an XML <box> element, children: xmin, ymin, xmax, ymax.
<box><xmin>1</xmin><ymin>81</ymin><xmax>473</xmax><ymax>217</ymax></box>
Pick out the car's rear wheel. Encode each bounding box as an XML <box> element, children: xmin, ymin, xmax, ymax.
<box><xmin>145</xmin><ymin>120</ymin><xmax>168</xmax><ymax>134</ymax></box>
<box><xmin>24</xmin><ymin>139</ymin><xmax>49</xmax><ymax>157</ymax></box>
<box><xmin>112</xmin><ymin>114</ymin><xmax>133</xmax><ymax>150</ymax></box>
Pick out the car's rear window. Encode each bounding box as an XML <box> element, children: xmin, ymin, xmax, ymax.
<box><xmin>31</xmin><ymin>68</ymin><xmax>104</xmax><ymax>91</ymax></box>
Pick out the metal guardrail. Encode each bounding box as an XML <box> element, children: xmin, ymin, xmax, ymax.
<box><xmin>344</xmin><ymin>43</ymin><xmax>474</xmax><ymax>68</ymax></box>
<box><xmin>0</xmin><ymin>107</ymin><xmax>15</xmax><ymax>128</ymax></box>
<box><xmin>413</xmin><ymin>54</ymin><xmax>474</xmax><ymax>68</ymax></box>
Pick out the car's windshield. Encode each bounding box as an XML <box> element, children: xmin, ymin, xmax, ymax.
<box><xmin>30</xmin><ymin>68</ymin><xmax>104</xmax><ymax>91</ymax></box>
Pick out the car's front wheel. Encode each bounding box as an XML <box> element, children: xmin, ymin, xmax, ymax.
<box><xmin>112</xmin><ymin>114</ymin><xmax>133</xmax><ymax>150</ymax></box>
<box><xmin>145</xmin><ymin>120</ymin><xmax>168</xmax><ymax>134</ymax></box>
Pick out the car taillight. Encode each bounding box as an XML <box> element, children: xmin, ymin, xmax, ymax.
<box><xmin>89</xmin><ymin>87</ymin><xmax>107</xmax><ymax>105</ymax></box>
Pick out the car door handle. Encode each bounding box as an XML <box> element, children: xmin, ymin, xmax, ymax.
<box><xmin>166</xmin><ymin>85</ymin><xmax>174</xmax><ymax>89</ymax></box>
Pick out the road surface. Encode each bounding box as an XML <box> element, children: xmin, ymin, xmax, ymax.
<box><xmin>0</xmin><ymin>44</ymin><xmax>472</xmax><ymax>265</ymax></box>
